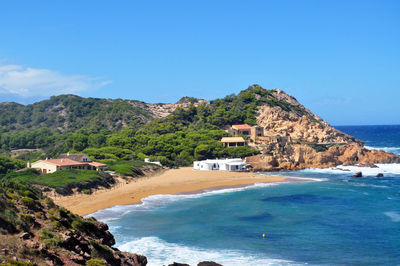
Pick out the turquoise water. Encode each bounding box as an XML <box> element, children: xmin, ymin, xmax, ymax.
<box><xmin>92</xmin><ymin>125</ymin><xmax>400</xmax><ymax>265</ymax></box>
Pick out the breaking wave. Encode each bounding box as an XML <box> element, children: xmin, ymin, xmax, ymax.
<box><xmin>300</xmin><ymin>163</ymin><xmax>400</xmax><ymax>177</ymax></box>
<box><xmin>365</xmin><ymin>146</ymin><xmax>400</xmax><ymax>155</ymax></box>
<box><xmin>117</xmin><ymin>236</ymin><xmax>296</xmax><ymax>266</ymax></box>
<box><xmin>384</xmin><ymin>212</ymin><xmax>400</xmax><ymax>222</ymax></box>
<box><xmin>89</xmin><ymin>181</ymin><xmax>289</xmax><ymax>222</ymax></box>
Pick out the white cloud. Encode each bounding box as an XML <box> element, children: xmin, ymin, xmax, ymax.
<box><xmin>0</xmin><ymin>64</ymin><xmax>111</xmax><ymax>97</ymax></box>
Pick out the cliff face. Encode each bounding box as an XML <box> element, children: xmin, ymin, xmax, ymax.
<box><xmin>256</xmin><ymin>89</ymin><xmax>360</xmax><ymax>144</ymax></box>
<box><xmin>246</xmin><ymin>88</ymin><xmax>400</xmax><ymax>171</ymax></box>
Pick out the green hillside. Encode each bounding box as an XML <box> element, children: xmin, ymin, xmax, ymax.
<box><xmin>0</xmin><ymin>85</ymin><xmax>309</xmax><ymax>165</ymax></box>
<box><xmin>0</xmin><ymin>94</ymin><xmax>154</xmax><ymax>133</ymax></box>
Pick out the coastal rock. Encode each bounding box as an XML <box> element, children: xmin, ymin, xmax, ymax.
<box><xmin>352</xmin><ymin>172</ymin><xmax>362</xmax><ymax>178</ymax></box>
<box><xmin>376</xmin><ymin>173</ymin><xmax>384</xmax><ymax>177</ymax></box>
<box><xmin>357</xmin><ymin>162</ymin><xmax>378</xmax><ymax>168</ymax></box>
<box><xmin>198</xmin><ymin>262</ymin><xmax>223</xmax><ymax>266</ymax></box>
<box><xmin>244</xmin><ymin>88</ymin><xmax>400</xmax><ymax>171</ymax></box>
<box><xmin>168</xmin><ymin>262</ymin><xmax>190</xmax><ymax>266</ymax></box>
<box><xmin>247</xmin><ymin>141</ymin><xmax>400</xmax><ymax>171</ymax></box>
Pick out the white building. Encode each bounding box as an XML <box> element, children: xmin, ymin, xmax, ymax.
<box><xmin>144</xmin><ymin>158</ymin><xmax>162</xmax><ymax>166</ymax></box>
<box><xmin>193</xmin><ymin>158</ymin><xmax>248</xmax><ymax>171</ymax></box>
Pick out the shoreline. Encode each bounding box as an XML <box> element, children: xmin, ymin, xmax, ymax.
<box><xmin>51</xmin><ymin>167</ymin><xmax>293</xmax><ymax>216</ymax></box>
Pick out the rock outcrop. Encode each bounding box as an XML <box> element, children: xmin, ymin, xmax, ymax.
<box><xmin>256</xmin><ymin>89</ymin><xmax>361</xmax><ymax>144</ymax></box>
<box><xmin>147</xmin><ymin>98</ymin><xmax>208</xmax><ymax>118</ymax></box>
<box><xmin>245</xmin><ymin>87</ymin><xmax>400</xmax><ymax>171</ymax></box>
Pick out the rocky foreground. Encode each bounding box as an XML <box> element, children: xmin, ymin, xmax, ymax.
<box><xmin>245</xmin><ymin>87</ymin><xmax>400</xmax><ymax>170</ymax></box>
<box><xmin>0</xmin><ymin>178</ymin><xmax>225</xmax><ymax>265</ymax></box>
<box><xmin>0</xmin><ymin>180</ymin><xmax>147</xmax><ymax>265</ymax></box>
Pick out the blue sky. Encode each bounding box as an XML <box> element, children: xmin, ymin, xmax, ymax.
<box><xmin>0</xmin><ymin>0</ymin><xmax>399</xmax><ymax>125</ymax></box>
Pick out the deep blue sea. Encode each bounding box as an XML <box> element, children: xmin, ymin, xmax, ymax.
<box><xmin>92</xmin><ymin>125</ymin><xmax>400</xmax><ymax>265</ymax></box>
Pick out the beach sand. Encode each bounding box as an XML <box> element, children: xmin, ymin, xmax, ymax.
<box><xmin>51</xmin><ymin>167</ymin><xmax>289</xmax><ymax>216</ymax></box>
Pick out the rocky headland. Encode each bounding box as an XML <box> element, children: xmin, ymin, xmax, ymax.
<box><xmin>245</xmin><ymin>87</ymin><xmax>400</xmax><ymax>171</ymax></box>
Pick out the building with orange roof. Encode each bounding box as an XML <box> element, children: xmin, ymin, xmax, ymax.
<box><xmin>228</xmin><ymin>124</ymin><xmax>265</xmax><ymax>141</ymax></box>
<box><xmin>231</xmin><ymin>124</ymin><xmax>252</xmax><ymax>136</ymax></box>
<box><xmin>221</xmin><ymin>137</ymin><xmax>246</xmax><ymax>147</ymax></box>
<box><xmin>30</xmin><ymin>155</ymin><xmax>107</xmax><ymax>174</ymax></box>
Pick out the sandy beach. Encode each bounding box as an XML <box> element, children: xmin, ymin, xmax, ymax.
<box><xmin>51</xmin><ymin>167</ymin><xmax>289</xmax><ymax>216</ymax></box>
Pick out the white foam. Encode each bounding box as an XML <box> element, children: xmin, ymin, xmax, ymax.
<box><xmin>280</xmin><ymin>176</ymin><xmax>328</xmax><ymax>182</ymax></box>
<box><xmin>117</xmin><ymin>236</ymin><xmax>296</xmax><ymax>266</ymax></box>
<box><xmin>89</xmin><ymin>181</ymin><xmax>287</xmax><ymax>221</ymax></box>
<box><xmin>365</xmin><ymin>146</ymin><xmax>400</xmax><ymax>155</ymax></box>
<box><xmin>351</xmin><ymin>183</ymin><xmax>389</xmax><ymax>189</ymax></box>
<box><xmin>384</xmin><ymin>212</ymin><xmax>400</xmax><ymax>222</ymax></box>
<box><xmin>300</xmin><ymin>164</ymin><xmax>400</xmax><ymax>177</ymax></box>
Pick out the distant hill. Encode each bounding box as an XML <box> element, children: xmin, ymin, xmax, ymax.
<box><xmin>0</xmin><ymin>94</ymin><xmax>211</xmax><ymax>134</ymax></box>
<box><xmin>0</xmin><ymin>95</ymin><xmax>155</xmax><ymax>133</ymax></box>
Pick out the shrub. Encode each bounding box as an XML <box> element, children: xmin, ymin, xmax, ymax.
<box><xmin>2</xmin><ymin>259</ymin><xmax>35</xmax><ymax>265</ymax></box>
<box><xmin>72</xmin><ymin>219</ymin><xmax>96</xmax><ymax>233</ymax></box>
<box><xmin>38</xmin><ymin>228</ymin><xmax>61</xmax><ymax>249</ymax></box>
<box><xmin>20</xmin><ymin>197</ymin><xmax>35</xmax><ymax>209</ymax></box>
<box><xmin>87</xmin><ymin>216</ymin><xmax>97</xmax><ymax>222</ymax></box>
<box><xmin>48</xmin><ymin>208</ymin><xmax>57</xmax><ymax>216</ymax></box>
<box><xmin>82</xmin><ymin>189</ymin><xmax>91</xmax><ymax>195</ymax></box>
<box><xmin>86</xmin><ymin>259</ymin><xmax>107</xmax><ymax>266</ymax></box>
<box><xmin>43</xmin><ymin>197</ymin><xmax>55</xmax><ymax>208</ymax></box>
<box><xmin>35</xmin><ymin>212</ymin><xmax>44</xmax><ymax>219</ymax></box>
<box><xmin>58</xmin><ymin>208</ymin><xmax>68</xmax><ymax>217</ymax></box>
<box><xmin>19</xmin><ymin>213</ymin><xmax>35</xmax><ymax>225</ymax></box>
<box><xmin>89</xmin><ymin>240</ymin><xmax>114</xmax><ymax>261</ymax></box>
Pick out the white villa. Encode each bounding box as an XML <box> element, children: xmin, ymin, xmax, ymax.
<box><xmin>193</xmin><ymin>158</ymin><xmax>248</xmax><ymax>171</ymax></box>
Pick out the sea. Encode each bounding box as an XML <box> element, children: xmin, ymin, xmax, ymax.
<box><xmin>91</xmin><ymin>125</ymin><xmax>400</xmax><ymax>265</ymax></box>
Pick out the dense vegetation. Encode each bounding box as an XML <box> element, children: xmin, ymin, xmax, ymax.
<box><xmin>0</xmin><ymin>155</ymin><xmax>25</xmax><ymax>175</ymax></box>
<box><xmin>107</xmin><ymin>160</ymin><xmax>160</xmax><ymax>176</ymax></box>
<box><xmin>0</xmin><ymin>85</ymin><xmax>310</xmax><ymax>166</ymax></box>
<box><xmin>0</xmin><ymin>94</ymin><xmax>154</xmax><ymax>133</ymax></box>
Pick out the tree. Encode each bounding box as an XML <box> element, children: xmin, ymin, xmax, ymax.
<box><xmin>194</xmin><ymin>144</ymin><xmax>212</xmax><ymax>160</ymax></box>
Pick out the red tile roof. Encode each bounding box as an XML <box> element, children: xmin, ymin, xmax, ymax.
<box><xmin>42</xmin><ymin>158</ymin><xmax>88</xmax><ymax>166</ymax></box>
<box><xmin>89</xmin><ymin>162</ymin><xmax>107</xmax><ymax>167</ymax></box>
<box><xmin>232</xmin><ymin>124</ymin><xmax>251</xmax><ymax>130</ymax></box>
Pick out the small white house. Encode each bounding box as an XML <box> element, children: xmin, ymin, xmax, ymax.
<box><xmin>193</xmin><ymin>158</ymin><xmax>248</xmax><ymax>171</ymax></box>
<box><xmin>144</xmin><ymin>158</ymin><xmax>162</xmax><ymax>166</ymax></box>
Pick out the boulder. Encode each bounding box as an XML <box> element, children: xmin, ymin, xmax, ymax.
<box><xmin>71</xmin><ymin>254</ymin><xmax>85</xmax><ymax>264</ymax></box>
<box><xmin>19</xmin><ymin>232</ymin><xmax>31</xmax><ymax>240</ymax></box>
<box><xmin>376</xmin><ymin>173</ymin><xmax>384</xmax><ymax>177</ymax></box>
<box><xmin>352</xmin><ymin>172</ymin><xmax>362</xmax><ymax>178</ymax></box>
<box><xmin>198</xmin><ymin>262</ymin><xmax>223</xmax><ymax>266</ymax></box>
